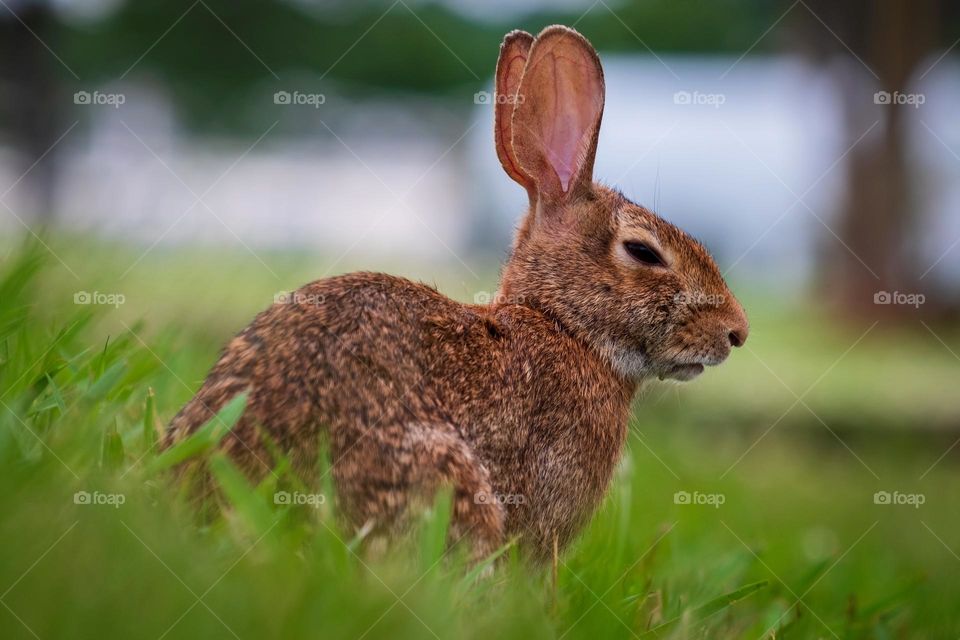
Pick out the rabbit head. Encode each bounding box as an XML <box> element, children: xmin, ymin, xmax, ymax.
<box><xmin>493</xmin><ymin>26</ymin><xmax>748</xmax><ymax>382</ymax></box>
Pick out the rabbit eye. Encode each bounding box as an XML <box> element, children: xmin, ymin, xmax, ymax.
<box><xmin>623</xmin><ymin>241</ymin><xmax>663</xmax><ymax>266</ymax></box>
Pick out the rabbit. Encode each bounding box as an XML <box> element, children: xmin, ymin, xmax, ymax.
<box><xmin>166</xmin><ymin>25</ymin><xmax>748</xmax><ymax>563</ymax></box>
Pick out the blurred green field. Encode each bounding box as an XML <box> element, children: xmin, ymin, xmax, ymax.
<box><xmin>1</xmin><ymin>238</ymin><xmax>959</xmax><ymax>639</ymax></box>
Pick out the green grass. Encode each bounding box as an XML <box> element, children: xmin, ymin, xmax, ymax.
<box><xmin>1</xmin><ymin>239</ymin><xmax>959</xmax><ymax>639</ymax></box>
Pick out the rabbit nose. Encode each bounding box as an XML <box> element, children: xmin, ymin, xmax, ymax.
<box><xmin>727</xmin><ymin>320</ymin><xmax>748</xmax><ymax>348</ymax></box>
<box><xmin>728</xmin><ymin>329</ymin><xmax>746</xmax><ymax>347</ymax></box>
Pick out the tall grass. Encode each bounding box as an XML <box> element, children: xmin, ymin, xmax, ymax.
<box><xmin>0</xmin><ymin>241</ymin><xmax>958</xmax><ymax>639</ymax></box>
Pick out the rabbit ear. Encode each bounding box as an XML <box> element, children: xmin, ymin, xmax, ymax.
<box><xmin>494</xmin><ymin>30</ymin><xmax>535</xmax><ymax>195</ymax></box>
<box><xmin>511</xmin><ymin>26</ymin><xmax>605</xmax><ymax>206</ymax></box>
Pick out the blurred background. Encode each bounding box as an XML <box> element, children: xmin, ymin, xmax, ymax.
<box><xmin>1</xmin><ymin>0</ymin><xmax>959</xmax><ymax>295</ymax></box>
<box><xmin>1</xmin><ymin>1</ymin><xmax>960</xmax><ymax>637</ymax></box>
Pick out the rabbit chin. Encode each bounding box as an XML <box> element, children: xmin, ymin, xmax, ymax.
<box><xmin>603</xmin><ymin>341</ymin><xmax>704</xmax><ymax>383</ymax></box>
<box><xmin>657</xmin><ymin>363</ymin><xmax>706</xmax><ymax>382</ymax></box>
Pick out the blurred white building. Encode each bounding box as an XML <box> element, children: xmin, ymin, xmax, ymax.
<box><xmin>1</xmin><ymin>54</ymin><xmax>958</xmax><ymax>286</ymax></box>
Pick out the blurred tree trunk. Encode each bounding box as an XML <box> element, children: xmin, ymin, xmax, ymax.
<box><xmin>796</xmin><ymin>0</ymin><xmax>940</xmax><ymax>320</ymax></box>
<box><xmin>0</xmin><ymin>1</ymin><xmax>63</xmax><ymax>223</ymax></box>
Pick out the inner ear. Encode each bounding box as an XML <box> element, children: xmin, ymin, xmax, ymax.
<box><xmin>511</xmin><ymin>26</ymin><xmax>605</xmax><ymax>206</ymax></box>
<box><xmin>494</xmin><ymin>30</ymin><xmax>534</xmax><ymax>195</ymax></box>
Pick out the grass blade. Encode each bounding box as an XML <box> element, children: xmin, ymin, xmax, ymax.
<box><xmin>641</xmin><ymin>580</ymin><xmax>769</xmax><ymax>637</ymax></box>
<box><xmin>143</xmin><ymin>388</ymin><xmax>160</xmax><ymax>450</ymax></box>
<box><xmin>101</xmin><ymin>419</ymin><xmax>125</xmax><ymax>470</ymax></box>
<box><xmin>209</xmin><ymin>452</ymin><xmax>276</xmax><ymax>537</ymax></box>
<box><xmin>86</xmin><ymin>361</ymin><xmax>127</xmax><ymax>402</ymax></box>
<box><xmin>458</xmin><ymin>537</ymin><xmax>518</xmax><ymax>590</ymax></box>
<box><xmin>145</xmin><ymin>392</ymin><xmax>248</xmax><ymax>474</ymax></box>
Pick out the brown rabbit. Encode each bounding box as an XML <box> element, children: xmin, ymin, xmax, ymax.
<box><xmin>167</xmin><ymin>25</ymin><xmax>748</xmax><ymax>562</ymax></box>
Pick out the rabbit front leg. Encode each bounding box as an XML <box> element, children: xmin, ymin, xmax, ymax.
<box><xmin>331</xmin><ymin>421</ymin><xmax>505</xmax><ymax>562</ymax></box>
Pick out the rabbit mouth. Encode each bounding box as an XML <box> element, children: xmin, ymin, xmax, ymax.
<box><xmin>658</xmin><ymin>363</ymin><xmax>705</xmax><ymax>381</ymax></box>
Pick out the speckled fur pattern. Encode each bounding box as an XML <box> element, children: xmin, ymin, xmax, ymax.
<box><xmin>166</xmin><ymin>25</ymin><xmax>748</xmax><ymax>563</ymax></box>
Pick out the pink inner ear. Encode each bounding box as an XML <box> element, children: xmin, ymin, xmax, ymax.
<box><xmin>540</xmin><ymin>55</ymin><xmax>601</xmax><ymax>194</ymax></box>
<box><xmin>546</xmin><ymin>119</ymin><xmax>583</xmax><ymax>192</ymax></box>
